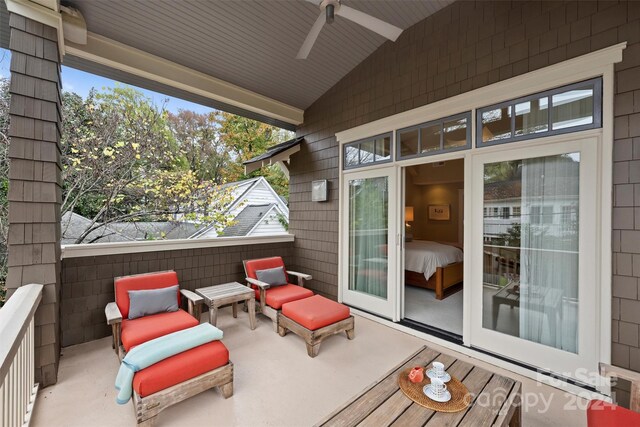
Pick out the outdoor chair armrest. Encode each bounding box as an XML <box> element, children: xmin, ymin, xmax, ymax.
<box><xmin>600</xmin><ymin>363</ymin><xmax>640</xmax><ymax>413</ymax></box>
<box><xmin>105</xmin><ymin>302</ymin><xmax>122</xmax><ymax>325</ymax></box>
<box><xmin>286</xmin><ymin>271</ymin><xmax>312</xmax><ymax>281</ymax></box>
<box><xmin>287</xmin><ymin>270</ymin><xmax>312</xmax><ymax>287</ymax></box>
<box><xmin>180</xmin><ymin>289</ymin><xmax>204</xmax><ymax>305</ymax></box>
<box><xmin>600</xmin><ymin>363</ymin><xmax>640</xmax><ymax>383</ymax></box>
<box><xmin>180</xmin><ymin>289</ymin><xmax>203</xmax><ymax>320</ymax></box>
<box><xmin>246</xmin><ymin>277</ymin><xmax>271</xmax><ymax>289</ymax></box>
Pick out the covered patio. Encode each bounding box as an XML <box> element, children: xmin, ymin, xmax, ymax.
<box><xmin>33</xmin><ymin>310</ymin><xmax>586</xmax><ymax>426</ymax></box>
<box><xmin>2</xmin><ymin>0</ymin><xmax>640</xmax><ymax>426</ymax></box>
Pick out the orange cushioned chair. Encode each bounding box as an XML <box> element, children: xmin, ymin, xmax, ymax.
<box><xmin>243</xmin><ymin>257</ymin><xmax>314</xmax><ymax>331</ymax></box>
<box><xmin>106</xmin><ymin>270</ymin><xmax>205</xmax><ymax>357</ymax></box>
<box><xmin>104</xmin><ymin>271</ymin><xmax>233</xmax><ymax>426</ymax></box>
<box><xmin>587</xmin><ymin>363</ymin><xmax>640</xmax><ymax>427</ymax></box>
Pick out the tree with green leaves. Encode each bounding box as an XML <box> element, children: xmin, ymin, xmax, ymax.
<box><xmin>216</xmin><ymin>111</ymin><xmax>291</xmax><ymax>197</ymax></box>
<box><xmin>60</xmin><ymin>86</ymin><xmax>236</xmax><ymax>243</ymax></box>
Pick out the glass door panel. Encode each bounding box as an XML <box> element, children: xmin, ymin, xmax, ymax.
<box><xmin>482</xmin><ymin>153</ymin><xmax>580</xmax><ymax>353</ymax></box>
<box><xmin>348</xmin><ymin>176</ymin><xmax>389</xmax><ymax>298</ymax></box>
<box><xmin>470</xmin><ymin>138</ymin><xmax>599</xmax><ymax>385</ymax></box>
<box><xmin>342</xmin><ymin>167</ymin><xmax>398</xmax><ymax>319</ymax></box>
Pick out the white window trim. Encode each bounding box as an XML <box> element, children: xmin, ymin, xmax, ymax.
<box><xmin>336</xmin><ymin>42</ymin><xmax>625</xmax><ymax>145</ymax></box>
<box><xmin>336</xmin><ymin>42</ymin><xmax>625</xmax><ymax>394</ymax></box>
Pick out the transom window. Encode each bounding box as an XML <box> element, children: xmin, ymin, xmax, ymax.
<box><xmin>396</xmin><ymin>112</ymin><xmax>471</xmax><ymax>159</ymax></box>
<box><xmin>343</xmin><ymin>133</ymin><xmax>392</xmax><ymax>169</ymax></box>
<box><xmin>477</xmin><ymin>78</ymin><xmax>602</xmax><ymax>146</ymax></box>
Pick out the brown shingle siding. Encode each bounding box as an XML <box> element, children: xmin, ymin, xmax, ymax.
<box><xmin>59</xmin><ymin>242</ymin><xmax>294</xmax><ymax>347</ymax></box>
<box><xmin>291</xmin><ymin>0</ymin><xmax>640</xmax><ymax>374</ymax></box>
<box><xmin>7</xmin><ymin>13</ymin><xmax>63</xmax><ymax>387</ymax></box>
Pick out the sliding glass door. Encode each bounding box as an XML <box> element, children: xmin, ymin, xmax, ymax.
<box><xmin>470</xmin><ymin>138</ymin><xmax>599</xmax><ymax>384</ymax></box>
<box><xmin>341</xmin><ymin>167</ymin><xmax>398</xmax><ymax>319</ymax></box>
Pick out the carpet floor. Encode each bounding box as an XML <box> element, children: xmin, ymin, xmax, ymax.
<box><xmin>404</xmin><ymin>285</ymin><xmax>463</xmax><ymax>335</ymax></box>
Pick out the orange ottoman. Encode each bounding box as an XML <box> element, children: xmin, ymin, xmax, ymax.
<box><xmin>278</xmin><ymin>295</ymin><xmax>355</xmax><ymax>357</ymax></box>
<box><xmin>131</xmin><ymin>341</ymin><xmax>233</xmax><ymax>426</ymax></box>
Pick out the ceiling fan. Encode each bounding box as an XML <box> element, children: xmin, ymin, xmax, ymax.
<box><xmin>297</xmin><ymin>0</ymin><xmax>404</xmax><ymax>59</ymax></box>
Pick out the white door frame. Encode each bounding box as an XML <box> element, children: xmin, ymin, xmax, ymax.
<box><xmin>470</xmin><ymin>136</ymin><xmax>600</xmax><ymax>386</ymax></box>
<box><xmin>334</xmin><ymin>43</ymin><xmax>623</xmax><ymax>391</ymax></box>
<box><xmin>340</xmin><ymin>166</ymin><xmax>400</xmax><ymax>320</ymax></box>
<box><xmin>399</xmin><ymin>154</ymin><xmax>467</xmax><ymax>331</ymax></box>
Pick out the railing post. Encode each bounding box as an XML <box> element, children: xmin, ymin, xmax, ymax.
<box><xmin>0</xmin><ymin>284</ymin><xmax>43</xmax><ymax>426</ymax></box>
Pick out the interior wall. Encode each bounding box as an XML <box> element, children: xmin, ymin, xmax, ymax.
<box><xmin>406</xmin><ymin>163</ymin><xmax>464</xmax><ymax>244</ymax></box>
<box><xmin>415</xmin><ymin>182</ymin><xmax>463</xmax><ymax>243</ymax></box>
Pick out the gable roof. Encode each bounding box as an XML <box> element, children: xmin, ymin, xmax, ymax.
<box><xmin>219</xmin><ymin>204</ymin><xmax>278</xmax><ymax>237</ymax></box>
<box><xmin>107</xmin><ymin>221</ymin><xmax>200</xmax><ymax>240</ymax></box>
<box><xmin>61</xmin><ymin>212</ymin><xmax>132</xmax><ymax>244</ymax></box>
<box><xmin>61</xmin><ymin>212</ymin><xmax>201</xmax><ymax>244</ymax></box>
<box><xmin>189</xmin><ymin>176</ymin><xmax>287</xmax><ymax>239</ymax></box>
<box><xmin>244</xmin><ymin>136</ymin><xmax>303</xmax><ymax>164</ymax></box>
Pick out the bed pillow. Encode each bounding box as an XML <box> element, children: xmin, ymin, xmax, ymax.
<box><xmin>128</xmin><ymin>285</ymin><xmax>179</xmax><ymax>320</ymax></box>
<box><xmin>256</xmin><ymin>267</ymin><xmax>288</xmax><ymax>287</ymax></box>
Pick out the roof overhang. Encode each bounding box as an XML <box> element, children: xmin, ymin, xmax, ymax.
<box><xmin>2</xmin><ymin>0</ymin><xmax>304</xmax><ymax>129</ymax></box>
<box><xmin>243</xmin><ymin>137</ymin><xmax>304</xmax><ymax>176</ymax></box>
<box><xmin>2</xmin><ymin>0</ymin><xmax>452</xmax><ymax>129</ymax></box>
<box><xmin>64</xmin><ymin>33</ymin><xmax>304</xmax><ymax>127</ymax></box>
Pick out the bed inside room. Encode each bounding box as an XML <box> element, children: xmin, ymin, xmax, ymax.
<box><xmin>403</xmin><ymin>159</ymin><xmax>464</xmax><ymax>336</ymax></box>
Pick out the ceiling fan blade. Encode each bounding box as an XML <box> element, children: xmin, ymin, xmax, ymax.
<box><xmin>337</xmin><ymin>5</ymin><xmax>403</xmax><ymax>41</ymax></box>
<box><xmin>297</xmin><ymin>11</ymin><xmax>326</xmax><ymax>59</ymax></box>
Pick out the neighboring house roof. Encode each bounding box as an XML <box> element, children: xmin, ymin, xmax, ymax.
<box><xmin>62</xmin><ymin>176</ymin><xmax>288</xmax><ymax>243</ymax></box>
<box><xmin>243</xmin><ymin>137</ymin><xmax>303</xmax><ymax>166</ymax></box>
<box><xmin>61</xmin><ymin>212</ymin><xmax>132</xmax><ymax>245</ymax></box>
<box><xmin>223</xmin><ymin>176</ymin><xmax>288</xmax><ymax>215</ymax></box>
<box><xmin>484</xmin><ymin>177</ymin><xmax>579</xmax><ymax>202</ymax></box>
<box><xmin>107</xmin><ymin>222</ymin><xmax>200</xmax><ymax>240</ymax></box>
<box><xmin>190</xmin><ymin>176</ymin><xmax>288</xmax><ymax>239</ymax></box>
<box><xmin>219</xmin><ymin>204</ymin><xmax>278</xmax><ymax>237</ymax></box>
<box><xmin>61</xmin><ymin>212</ymin><xmax>201</xmax><ymax>244</ymax></box>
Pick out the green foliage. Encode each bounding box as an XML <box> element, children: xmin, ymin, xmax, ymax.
<box><xmin>59</xmin><ymin>86</ymin><xmax>246</xmax><ymax>243</ymax></box>
<box><xmin>276</xmin><ymin>212</ymin><xmax>289</xmax><ymax>231</ymax></box>
<box><xmin>215</xmin><ymin>112</ymin><xmax>293</xmax><ymax>197</ymax></box>
<box><xmin>0</xmin><ymin>76</ymin><xmax>290</xmax><ymax>257</ymax></box>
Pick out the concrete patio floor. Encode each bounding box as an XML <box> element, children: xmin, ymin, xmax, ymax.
<box><xmin>32</xmin><ymin>309</ymin><xmax>588</xmax><ymax>426</ymax></box>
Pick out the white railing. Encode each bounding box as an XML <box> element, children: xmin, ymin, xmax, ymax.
<box><xmin>0</xmin><ymin>284</ymin><xmax>42</xmax><ymax>427</ymax></box>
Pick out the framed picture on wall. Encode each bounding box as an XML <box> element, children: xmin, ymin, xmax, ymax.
<box><xmin>428</xmin><ymin>204</ymin><xmax>450</xmax><ymax>220</ymax></box>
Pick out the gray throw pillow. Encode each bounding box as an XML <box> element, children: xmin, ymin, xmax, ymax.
<box><xmin>128</xmin><ymin>285</ymin><xmax>179</xmax><ymax>320</ymax></box>
<box><xmin>256</xmin><ymin>267</ymin><xmax>287</xmax><ymax>287</ymax></box>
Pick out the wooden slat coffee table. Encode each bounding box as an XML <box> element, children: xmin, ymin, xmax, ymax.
<box><xmin>317</xmin><ymin>346</ymin><xmax>522</xmax><ymax>427</ymax></box>
<box><xmin>195</xmin><ymin>282</ymin><xmax>256</xmax><ymax>330</ymax></box>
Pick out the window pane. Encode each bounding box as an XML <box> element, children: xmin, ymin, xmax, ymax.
<box><xmin>348</xmin><ymin>177</ymin><xmax>388</xmax><ymax>299</ymax></box>
<box><xmin>360</xmin><ymin>140</ymin><xmax>375</xmax><ymax>164</ymax></box>
<box><xmin>482</xmin><ymin>106</ymin><xmax>512</xmax><ymax>142</ymax></box>
<box><xmin>420</xmin><ymin>124</ymin><xmax>440</xmax><ymax>153</ymax></box>
<box><xmin>375</xmin><ymin>136</ymin><xmax>391</xmax><ymax>161</ymax></box>
<box><xmin>345</xmin><ymin>144</ymin><xmax>359</xmax><ymax>167</ymax></box>
<box><xmin>482</xmin><ymin>152</ymin><xmax>580</xmax><ymax>353</ymax></box>
<box><xmin>443</xmin><ymin>117</ymin><xmax>468</xmax><ymax>149</ymax></box>
<box><xmin>515</xmin><ymin>97</ymin><xmax>548</xmax><ymax>136</ymax></box>
<box><xmin>399</xmin><ymin>129</ymin><xmax>419</xmax><ymax>157</ymax></box>
<box><xmin>552</xmin><ymin>87</ymin><xmax>594</xmax><ymax>130</ymax></box>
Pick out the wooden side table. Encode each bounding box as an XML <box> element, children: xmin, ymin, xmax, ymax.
<box><xmin>196</xmin><ymin>282</ymin><xmax>256</xmax><ymax>330</ymax></box>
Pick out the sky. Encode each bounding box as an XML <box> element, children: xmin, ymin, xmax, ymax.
<box><xmin>0</xmin><ymin>47</ymin><xmax>214</xmax><ymax>114</ymax></box>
